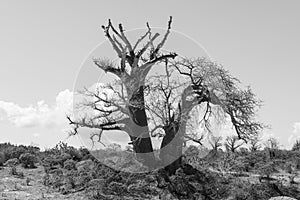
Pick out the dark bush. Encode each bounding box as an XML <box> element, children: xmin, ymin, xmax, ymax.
<box><xmin>257</xmin><ymin>161</ymin><xmax>277</xmax><ymax>180</ymax></box>
<box><xmin>63</xmin><ymin>159</ymin><xmax>76</xmax><ymax>170</ymax></box>
<box><xmin>0</xmin><ymin>152</ymin><xmax>5</xmax><ymax>166</ymax></box>
<box><xmin>10</xmin><ymin>166</ymin><xmax>18</xmax><ymax>175</ymax></box>
<box><xmin>19</xmin><ymin>153</ymin><xmax>37</xmax><ymax>168</ymax></box>
<box><xmin>292</xmin><ymin>139</ymin><xmax>300</xmax><ymax>151</ymax></box>
<box><xmin>79</xmin><ymin>147</ymin><xmax>93</xmax><ymax>160</ymax></box>
<box><xmin>4</xmin><ymin>158</ymin><xmax>19</xmax><ymax>167</ymax></box>
<box><xmin>75</xmin><ymin>171</ymin><xmax>93</xmax><ymax>188</ymax></box>
<box><xmin>107</xmin><ymin>181</ymin><xmax>127</xmax><ymax>195</ymax></box>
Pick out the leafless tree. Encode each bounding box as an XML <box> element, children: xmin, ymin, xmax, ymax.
<box><xmin>224</xmin><ymin>135</ymin><xmax>244</xmax><ymax>153</ymax></box>
<box><xmin>149</xmin><ymin>57</ymin><xmax>264</xmax><ymax>173</ymax></box>
<box><xmin>67</xmin><ymin>17</ymin><xmax>176</xmax><ymax>168</ymax></box>
<box><xmin>264</xmin><ymin>137</ymin><xmax>280</xmax><ymax>159</ymax></box>
<box><xmin>249</xmin><ymin>135</ymin><xmax>261</xmax><ymax>152</ymax></box>
<box><xmin>209</xmin><ymin>136</ymin><xmax>223</xmax><ymax>151</ymax></box>
<box><xmin>67</xmin><ymin>18</ymin><xmax>264</xmax><ymax>174</ymax></box>
<box><xmin>291</xmin><ymin>139</ymin><xmax>300</xmax><ymax>151</ymax></box>
<box><xmin>264</xmin><ymin>137</ymin><xmax>279</xmax><ymax>150</ymax></box>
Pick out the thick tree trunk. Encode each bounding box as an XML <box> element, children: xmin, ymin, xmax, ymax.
<box><xmin>160</xmin><ymin>120</ymin><xmax>185</xmax><ymax>175</ymax></box>
<box><xmin>127</xmin><ymin>86</ymin><xmax>156</xmax><ymax>168</ymax></box>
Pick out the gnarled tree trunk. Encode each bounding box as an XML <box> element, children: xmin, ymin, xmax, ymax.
<box><xmin>127</xmin><ymin>86</ymin><xmax>156</xmax><ymax>167</ymax></box>
<box><xmin>160</xmin><ymin>119</ymin><xmax>186</xmax><ymax>174</ymax></box>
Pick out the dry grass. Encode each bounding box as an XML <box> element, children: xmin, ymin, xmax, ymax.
<box><xmin>0</xmin><ymin>165</ymin><xmax>87</xmax><ymax>200</ymax></box>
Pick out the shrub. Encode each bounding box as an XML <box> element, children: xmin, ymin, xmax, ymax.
<box><xmin>79</xmin><ymin>147</ymin><xmax>93</xmax><ymax>160</ymax></box>
<box><xmin>9</xmin><ymin>166</ymin><xmax>24</xmax><ymax>178</ymax></box>
<box><xmin>42</xmin><ymin>156</ymin><xmax>60</xmax><ymax>169</ymax></box>
<box><xmin>4</xmin><ymin>158</ymin><xmax>20</xmax><ymax>167</ymax></box>
<box><xmin>107</xmin><ymin>181</ymin><xmax>127</xmax><ymax>195</ymax></box>
<box><xmin>228</xmin><ymin>178</ymin><xmax>271</xmax><ymax>200</ymax></box>
<box><xmin>296</xmin><ymin>158</ymin><xmax>300</xmax><ymax>170</ymax></box>
<box><xmin>60</xmin><ymin>175</ymin><xmax>76</xmax><ymax>194</ymax></box>
<box><xmin>75</xmin><ymin>159</ymin><xmax>94</xmax><ymax>172</ymax></box>
<box><xmin>63</xmin><ymin>159</ymin><xmax>76</xmax><ymax>170</ymax></box>
<box><xmin>184</xmin><ymin>145</ymin><xmax>201</xmax><ymax>165</ymax></box>
<box><xmin>17</xmin><ymin>171</ymin><xmax>24</xmax><ymax>179</ymax></box>
<box><xmin>127</xmin><ymin>179</ymin><xmax>159</xmax><ymax>196</ymax></box>
<box><xmin>50</xmin><ymin>170</ymin><xmax>64</xmax><ymax>190</ymax></box>
<box><xmin>292</xmin><ymin>139</ymin><xmax>300</xmax><ymax>151</ymax></box>
<box><xmin>7</xmin><ymin>146</ymin><xmax>26</xmax><ymax>160</ymax></box>
<box><xmin>75</xmin><ymin>171</ymin><xmax>93</xmax><ymax>188</ymax></box>
<box><xmin>284</xmin><ymin>162</ymin><xmax>293</xmax><ymax>174</ymax></box>
<box><xmin>42</xmin><ymin>153</ymin><xmax>71</xmax><ymax>169</ymax></box>
<box><xmin>85</xmin><ymin>178</ymin><xmax>106</xmax><ymax>198</ymax></box>
<box><xmin>43</xmin><ymin>173</ymin><xmax>50</xmax><ymax>186</ymax></box>
<box><xmin>231</xmin><ymin>156</ymin><xmax>249</xmax><ymax>172</ymax></box>
<box><xmin>10</xmin><ymin>166</ymin><xmax>18</xmax><ymax>175</ymax></box>
<box><xmin>0</xmin><ymin>143</ymin><xmax>37</xmax><ymax>162</ymax></box>
<box><xmin>0</xmin><ymin>152</ymin><xmax>5</xmax><ymax>166</ymax></box>
<box><xmin>19</xmin><ymin>153</ymin><xmax>37</xmax><ymax>168</ymax></box>
<box><xmin>53</xmin><ymin>142</ymin><xmax>83</xmax><ymax>161</ymax></box>
<box><xmin>258</xmin><ymin>162</ymin><xmax>277</xmax><ymax>180</ymax></box>
<box><xmin>107</xmin><ymin>143</ymin><xmax>122</xmax><ymax>151</ymax></box>
<box><xmin>60</xmin><ymin>153</ymin><xmax>72</xmax><ymax>163</ymax></box>
<box><xmin>26</xmin><ymin>177</ymin><xmax>31</xmax><ymax>186</ymax></box>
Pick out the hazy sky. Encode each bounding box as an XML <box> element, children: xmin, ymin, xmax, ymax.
<box><xmin>0</xmin><ymin>0</ymin><xmax>299</xmax><ymax>149</ymax></box>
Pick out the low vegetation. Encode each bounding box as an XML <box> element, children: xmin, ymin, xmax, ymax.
<box><xmin>0</xmin><ymin>140</ymin><xmax>299</xmax><ymax>199</ymax></box>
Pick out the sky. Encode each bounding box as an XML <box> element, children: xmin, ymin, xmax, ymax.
<box><xmin>0</xmin><ymin>0</ymin><xmax>299</xmax><ymax>149</ymax></box>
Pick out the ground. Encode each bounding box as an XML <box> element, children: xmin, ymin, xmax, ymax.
<box><xmin>0</xmin><ymin>165</ymin><xmax>86</xmax><ymax>200</ymax></box>
<box><xmin>0</xmin><ymin>164</ymin><xmax>299</xmax><ymax>200</ymax></box>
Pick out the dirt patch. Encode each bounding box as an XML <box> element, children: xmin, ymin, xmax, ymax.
<box><xmin>0</xmin><ymin>165</ymin><xmax>86</xmax><ymax>200</ymax></box>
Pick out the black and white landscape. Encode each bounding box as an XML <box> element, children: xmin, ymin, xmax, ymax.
<box><xmin>0</xmin><ymin>1</ymin><xmax>300</xmax><ymax>199</ymax></box>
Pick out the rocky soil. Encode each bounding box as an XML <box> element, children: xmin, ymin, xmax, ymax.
<box><xmin>0</xmin><ymin>165</ymin><xmax>86</xmax><ymax>200</ymax></box>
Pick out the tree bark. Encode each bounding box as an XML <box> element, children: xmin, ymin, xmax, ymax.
<box><xmin>127</xmin><ymin>86</ymin><xmax>156</xmax><ymax>168</ymax></box>
<box><xmin>160</xmin><ymin>120</ymin><xmax>185</xmax><ymax>175</ymax></box>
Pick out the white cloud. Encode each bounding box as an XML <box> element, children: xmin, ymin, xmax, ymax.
<box><xmin>0</xmin><ymin>89</ymin><xmax>73</xmax><ymax>128</ymax></box>
<box><xmin>293</xmin><ymin>122</ymin><xmax>300</xmax><ymax>133</ymax></box>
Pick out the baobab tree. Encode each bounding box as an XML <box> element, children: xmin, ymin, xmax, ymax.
<box><xmin>67</xmin><ymin>17</ymin><xmax>264</xmax><ymax>174</ymax></box>
<box><xmin>68</xmin><ymin>17</ymin><xmax>176</xmax><ymax>168</ymax></box>
<box><xmin>264</xmin><ymin>137</ymin><xmax>279</xmax><ymax>159</ymax></box>
<box><xmin>264</xmin><ymin>137</ymin><xmax>280</xmax><ymax>150</ymax></box>
<box><xmin>146</xmin><ymin>57</ymin><xmax>264</xmax><ymax>173</ymax></box>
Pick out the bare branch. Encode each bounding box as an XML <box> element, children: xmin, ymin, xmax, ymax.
<box><xmin>136</xmin><ymin>33</ymin><xmax>160</xmax><ymax>58</ymax></box>
<box><xmin>133</xmin><ymin>22</ymin><xmax>151</xmax><ymax>51</ymax></box>
<box><xmin>225</xmin><ymin>135</ymin><xmax>244</xmax><ymax>152</ymax></box>
<box><xmin>118</xmin><ymin>23</ymin><xmax>133</xmax><ymax>53</ymax></box>
<box><xmin>90</xmin><ymin>129</ymin><xmax>106</xmax><ymax>148</ymax></box>
<box><xmin>209</xmin><ymin>136</ymin><xmax>223</xmax><ymax>151</ymax></box>
<box><xmin>150</xmin><ymin>125</ymin><xmax>165</xmax><ymax>137</ymax></box>
<box><xmin>67</xmin><ymin>115</ymin><xmax>123</xmax><ymax>131</ymax></box>
<box><xmin>82</xmin><ymin>86</ymin><xmax>129</xmax><ymax>116</ymax></box>
<box><xmin>151</xmin><ymin>16</ymin><xmax>173</xmax><ymax>58</ymax></box>
<box><xmin>102</xmin><ymin>21</ymin><xmax>123</xmax><ymax>58</ymax></box>
<box><xmin>184</xmin><ymin>134</ymin><xmax>204</xmax><ymax>145</ymax></box>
